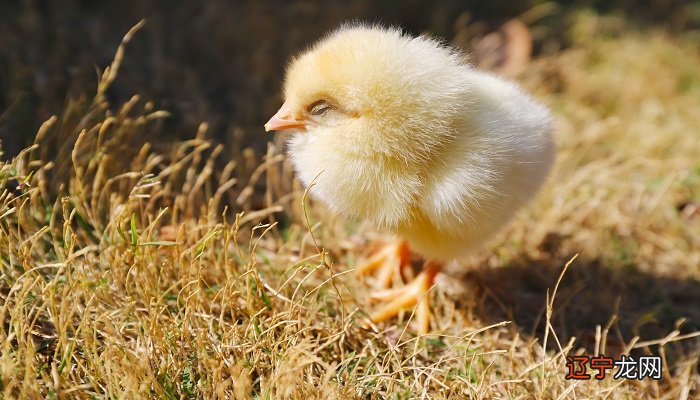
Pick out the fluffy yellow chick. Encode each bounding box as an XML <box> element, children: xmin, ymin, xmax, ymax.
<box><xmin>265</xmin><ymin>24</ymin><xmax>554</xmax><ymax>333</ymax></box>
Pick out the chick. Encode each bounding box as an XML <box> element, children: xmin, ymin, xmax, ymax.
<box><xmin>265</xmin><ymin>24</ymin><xmax>554</xmax><ymax>333</ymax></box>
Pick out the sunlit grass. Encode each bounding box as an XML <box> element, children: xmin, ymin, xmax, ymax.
<box><xmin>1</xmin><ymin>13</ymin><xmax>698</xmax><ymax>399</ymax></box>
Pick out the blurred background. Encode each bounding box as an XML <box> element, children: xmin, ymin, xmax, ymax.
<box><xmin>1</xmin><ymin>0</ymin><xmax>698</xmax><ymax>159</ymax></box>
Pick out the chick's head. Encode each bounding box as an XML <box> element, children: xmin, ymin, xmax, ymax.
<box><xmin>266</xmin><ymin>25</ymin><xmax>474</xmax><ymax>226</ymax></box>
<box><xmin>267</xmin><ymin>25</ymin><xmax>470</xmax><ymax>162</ymax></box>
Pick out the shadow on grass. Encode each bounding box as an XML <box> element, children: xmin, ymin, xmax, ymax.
<box><xmin>460</xmin><ymin>251</ymin><xmax>700</xmax><ymax>358</ymax></box>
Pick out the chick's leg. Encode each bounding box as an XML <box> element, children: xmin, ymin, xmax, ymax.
<box><xmin>356</xmin><ymin>240</ymin><xmax>412</xmax><ymax>289</ymax></box>
<box><xmin>368</xmin><ymin>261</ymin><xmax>441</xmax><ymax>334</ymax></box>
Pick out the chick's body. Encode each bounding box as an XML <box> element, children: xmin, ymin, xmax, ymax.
<box><xmin>280</xmin><ymin>26</ymin><xmax>554</xmax><ymax>261</ymax></box>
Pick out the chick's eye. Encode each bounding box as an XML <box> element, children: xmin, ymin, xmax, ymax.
<box><xmin>309</xmin><ymin>101</ymin><xmax>332</xmax><ymax>116</ymax></box>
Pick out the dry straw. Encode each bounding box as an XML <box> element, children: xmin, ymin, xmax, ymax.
<box><xmin>1</xmin><ymin>13</ymin><xmax>699</xmax><ymax>399</ymax></box>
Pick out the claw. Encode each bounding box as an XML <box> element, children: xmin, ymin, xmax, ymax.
<box><xmin>356</xmin><ymin>240</ymin><xmax>411</xmax><ymax>288</ymax></box>
<box><xmin>368</xmin><ymin>261</ymin><xmax>441</xmax><ymax>334</ymax></box>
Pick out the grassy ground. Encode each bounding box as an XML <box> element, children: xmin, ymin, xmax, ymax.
<box><xmin>1</xmin><ymin>13</ymin><xmax>699</xmax><ymax>399</ymax></box>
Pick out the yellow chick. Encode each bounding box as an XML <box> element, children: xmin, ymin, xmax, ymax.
<box><xmin>265</xmin><ymin>24</ymin><xmax>554</xmax><ymax>333</ymax></box>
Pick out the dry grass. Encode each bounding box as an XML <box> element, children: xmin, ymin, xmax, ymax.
<box><xmin>1</xmin><ymin>13</ymin><xmax>699</xmax><ymax>399</ymax></box>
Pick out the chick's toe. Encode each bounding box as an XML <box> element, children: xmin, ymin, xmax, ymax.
<box><xmin>356</xmin><ymin>240</ymin><xmax>412</xmax><ymax>289</ymax></box>
<box><xmin>368</xmin><ymin>261</ymin><xmax>441</xmax><ymax>334</ymax></box>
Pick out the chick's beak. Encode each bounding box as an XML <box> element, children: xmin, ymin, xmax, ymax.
<box><xmin>264</xmin><ymin>101</ymin><xmax>307</xmax><ymax>132</ymax></box>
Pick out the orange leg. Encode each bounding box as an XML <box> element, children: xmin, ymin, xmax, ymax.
<box><xmin>356</xmin><ymin>240</ymin><xmax>412</xmax><ymax>289</ymax></box>
<box><xmin>367</xmin><ymin>261</ymin><xmax>442</xmax><ymax>334</ymax></box>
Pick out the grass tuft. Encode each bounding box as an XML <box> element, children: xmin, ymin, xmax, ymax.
<box><xmin>1</xmin><ymin>14</ymin><xmax>699</xmax><ymax>399</ymax></box>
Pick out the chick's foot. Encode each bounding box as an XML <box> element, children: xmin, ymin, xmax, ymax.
<box><xmin>368</xmin><ymin>261</ymin><xmax>441</xmax><ymax>334</ymax></box>
<box><xmin>356</xmin><ymin>240</ymin><xmax>412</xmax><ymax>289</ymax></box>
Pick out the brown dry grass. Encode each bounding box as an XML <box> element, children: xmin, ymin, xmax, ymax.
<box><xmin>1</xmin><ymin>13</ymin><xmax>699</xmax><ymax>399</ymax></box>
